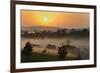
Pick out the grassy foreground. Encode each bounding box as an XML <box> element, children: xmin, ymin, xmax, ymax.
<box><xmin>21</xmin><ymin>52</ymin><xmax>61</xmax><ymax>63</ymax></box>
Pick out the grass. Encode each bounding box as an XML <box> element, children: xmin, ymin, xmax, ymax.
<box><xmin>21</xmin><ymin>50</ymin><xmax>81</xmax><ymax>63</ymax></box>
<box><xmin>21</xmin><ymin>52</ymin><xmax>61</xmax><ymax>63</ymax></box>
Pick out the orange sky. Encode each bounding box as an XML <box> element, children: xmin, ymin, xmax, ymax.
<box><xmin>21</xmin><ymin>10</ymin><xmax>89</xmax><ymax>29</ymax></box>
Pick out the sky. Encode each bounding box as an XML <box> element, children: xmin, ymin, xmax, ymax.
<box><xmin>21</xmin><ymin>10</ymin><xmax>89</xmax><ymax>29</ymax></box>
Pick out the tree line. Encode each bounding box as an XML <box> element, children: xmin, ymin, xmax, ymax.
<box><xmin>21</xmin><ymin>28</ymin><xmax>89</xmax><ymax>38</ymax></box>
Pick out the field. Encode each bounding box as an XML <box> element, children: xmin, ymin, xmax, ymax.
<box><xmin>21</xmin><ymin>52</ymin><xmax>62</xmax><ymax>63</ymax></box>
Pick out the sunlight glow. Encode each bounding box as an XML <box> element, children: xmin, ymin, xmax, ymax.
<box><xmin>21</xmin><ymin>10</ymin><xmax>89</xmax><ymax>28</ymax></box>
<box><xmin>43</xmin><ymin>15</ymin><xmax>48</xmax><ymax>23</ymax></box>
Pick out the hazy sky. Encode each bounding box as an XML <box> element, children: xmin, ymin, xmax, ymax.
<box><xmin>21</xmin><ymin>10</ymin><xmax>89</xmax><ymax>29</ymax></box>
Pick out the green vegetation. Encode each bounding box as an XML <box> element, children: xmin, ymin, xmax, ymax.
<box><xmin>21</xmin><ymin>52</ymin><xmax>60</xmax><ymax>63</ymax></box>
<box><xmin>21</xmin><ymin>28</ymin><xmax>89</xmax><ymax>38</ymax></box>
<box><xmin>21</xmin><ymin>41</ymin><xmax>81</xmax><ymax>63</ymax></box>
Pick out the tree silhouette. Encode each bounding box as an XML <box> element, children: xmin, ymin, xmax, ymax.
<box><xmin>22</xmin><ymin>41</ymin><xmax>33</xmax><ymax>56</ymax></box>
<box><xmin>58</xmin><ymin>43</ymin><xmax>68</xmax><ymax>60</ymax></box>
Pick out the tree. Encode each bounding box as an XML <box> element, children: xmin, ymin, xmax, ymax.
<box><xmin>22</xmin><ymin>41</ymin><xmax>33</xmax><ymax>56</ymax></box>
<box><xmin>58</xmin><ymin>43</ymin><xmax>68</xmax><ymax>60</ymax></box>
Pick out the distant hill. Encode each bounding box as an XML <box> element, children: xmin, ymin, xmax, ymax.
<box><xmin>21</xmin><ymin>26</ymin><xmax>61</xmax><ymax>32</ymax></box>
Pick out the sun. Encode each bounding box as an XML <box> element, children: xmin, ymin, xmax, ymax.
<box><xmin>38</xmin><ymin>13</ymin><xmax>52</xmax><ymax>26</ymax></box>
<box><xmin>43</xmin><ymin>15</ymin><xmax>48</xmax><ymax>23</ymax></box>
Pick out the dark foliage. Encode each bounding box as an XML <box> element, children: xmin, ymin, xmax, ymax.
<box><xmin>21</xmin><ymin>28</ymin><xmax>89</xmax><ymax>38</ymax></box>
<box><xmin>22</xmin><ymin>41</ymin><xmax>33</xmax><ymax>56</ymax></box>
<box><xmin>46</xmin><ymin>44</ymin><xmax>57</xmax><ymax>49</ymax></box>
